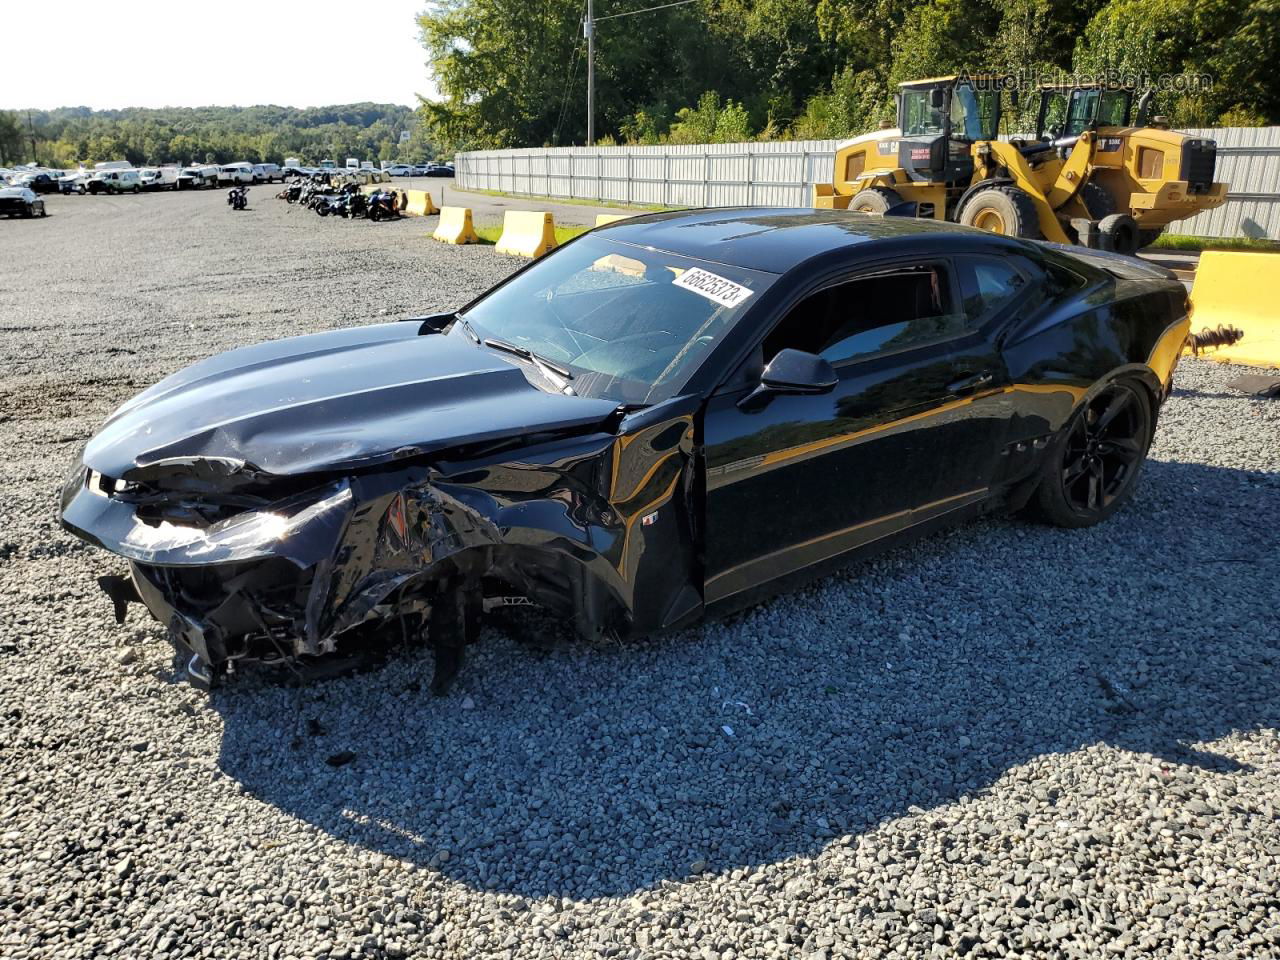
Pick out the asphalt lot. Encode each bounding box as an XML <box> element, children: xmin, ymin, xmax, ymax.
<box><xmin>1</xmin><ymin>189</ymin><xmax>1278</xmax><ymax>960</ymax></box>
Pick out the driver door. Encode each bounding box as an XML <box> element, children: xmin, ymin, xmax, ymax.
<box><xmin>701</xmin><ymin>258</ymin><xmax>1010</xmax><ymax>604</ymax></box>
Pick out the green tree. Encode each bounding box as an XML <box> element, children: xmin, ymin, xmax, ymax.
<box><xmin>0</xmin><ymin>111</ymin><xmax>24</xmax><ymax>164</ymax></box>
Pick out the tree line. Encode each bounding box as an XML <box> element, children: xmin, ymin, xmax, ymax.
<box><xmin>418</xmin><ymin>0</ymin><xmax>1279</xmax><ymax>151</ymax></box>
<box><xmin>0</xmin><ymin>104</ymin><xmax>439</xmax><ymax>169</ymax></box>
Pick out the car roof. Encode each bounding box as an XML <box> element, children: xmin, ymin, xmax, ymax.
<box><xmin>594</xmin><ymin>207</ymin><xmax>1020</xmax><ymax>273</ymax></box>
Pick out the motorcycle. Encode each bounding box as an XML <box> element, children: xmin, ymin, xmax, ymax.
<box><xmin>227</xmin><ymin>185</ymin><xmax>249</xmax><ymax>211</ymax></box>
<box><xmin>366</xmin><ymin>190</ymin><xmax>401</xmax><ymax>221</ymax></box>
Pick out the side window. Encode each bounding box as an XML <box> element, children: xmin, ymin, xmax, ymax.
<box><xmin>762</xmin><ymin>263</ymin><xmax>966</xmax><ymax>367</ymax></box>
<box><xmin>958</xmin><ymin>257</ymin><xmax>1025</xmax><ymax>323</ymax></box>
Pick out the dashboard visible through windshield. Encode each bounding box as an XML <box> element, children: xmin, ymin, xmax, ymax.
<box><xmin>457</xmin><ymin>235</ymin><xmax>776</xmax><ymax>404</ymax></box>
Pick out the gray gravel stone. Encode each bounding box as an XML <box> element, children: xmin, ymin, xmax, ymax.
<box><xmin>1</xmin><ymin>190</ymin><xmax>1278</xmax><ymax>959</ymax></box>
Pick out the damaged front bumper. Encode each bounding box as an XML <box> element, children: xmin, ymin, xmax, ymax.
<box><xmin>61</xmin><ymin>466</ymin><xmax>367</xmax><ymax>682</ymax></box>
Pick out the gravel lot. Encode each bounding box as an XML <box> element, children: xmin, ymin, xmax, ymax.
<box><xmin>2</xmin><ymin>189</ymin><xmax>1279</xmax><ymax>960</ymax></box>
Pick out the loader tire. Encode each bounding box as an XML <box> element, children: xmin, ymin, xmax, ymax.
<box><xmin>1098</xmin><ymin>214</ymin><xmax>1140</xmax><ymax>256</ymax></box>
<box><xmin>958</xmin><ymin>185</ymin><xmax>1042</xmax><ymax>239</ymax></box>
<box><xmin>1079</xmin><ymin>181</ymin><xmax>1116</xmax><ymax>220</ymax></box>
<box><xmin>850</xmin><ymin>186</ymin><xmax>903</xmax><ymax>214</ymax></box>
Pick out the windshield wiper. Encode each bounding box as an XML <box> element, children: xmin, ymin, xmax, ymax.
<box><xmin>456</xmin><ymin>315</ymin><xmax>480</xmax><ymax>344</ymax></box>
<box><xmin>483</xmin><ymin>338</ymin><xmax>574</xmax><ymax>381</ymax></box>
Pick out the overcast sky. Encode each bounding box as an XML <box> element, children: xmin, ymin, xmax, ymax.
<box><xmin>1</xmin><ymin>0</ymin><xmax>436</xmax><ymax>111</ymax></box>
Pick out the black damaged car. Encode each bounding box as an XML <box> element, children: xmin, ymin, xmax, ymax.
<box><xmin>59</xmin><ymin>209</ymin><xmax>1191</xmax><ymax>691</ymax></box>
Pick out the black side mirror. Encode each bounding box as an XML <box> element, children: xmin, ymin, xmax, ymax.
<box><xmin>741</xmin><ymin>348</ymin><xmax>837</xmax><ymax>409</ymax></box>
<box><xmin>762</xmin><ymin>348</ymin><xmax>838</xmax><ymax>393</ymax></box>
<box><xmin>930</xmin><ymin>87</ymin><xmax>946</xmax><ymax>110</ymax></box>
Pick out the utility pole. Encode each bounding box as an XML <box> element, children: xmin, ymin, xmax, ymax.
<box><xmin>585</xmin><ymin>0</ymin><xmax>595</xmax><ymax>146</ymax></box>
<box><xmin>27</xmin><ymin>111</ymin><xmax>37</xmax><ymax>166</ymax></box>
<box><xmin>581</xmin><ymin>1</ymin><xmax>698</xmax><ymax>147</ymax></box>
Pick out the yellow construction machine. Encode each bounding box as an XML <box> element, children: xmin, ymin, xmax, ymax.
<box><xmin>814</xmin><ymin>76</ymin><xmax>1228</xmax><ymax>254</ymax></box>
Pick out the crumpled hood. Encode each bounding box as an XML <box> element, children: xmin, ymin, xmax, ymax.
<box><xmin>84</xmin><ymin>322</ymin><xmax>620</xmax><ymax>480</ymax></box>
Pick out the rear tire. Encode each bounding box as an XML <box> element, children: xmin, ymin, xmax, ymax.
<box><xmin>849</xmin><ymin>186</ymin><xmax>903</xmax><ymax>214</ymax></box>
<box><xmin>958</xmin><ymin>185</ymin><xmax>1042</xmax><ymax>238</ymax></box>
<box><xmin>1027</xmin><ymin>379</ymin><xmax>1153</xmax><ymax>528</ymax></box>
<box><xmin>1098</xmin><ymin>213</ymin><xmax>1140</xmax><ymax>256</ymax></box>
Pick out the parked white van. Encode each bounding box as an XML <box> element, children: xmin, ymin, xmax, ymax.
<box><xmin>218</xmin><ymin>162</ymin><xmax>255</xmax><ymax>185</ymax></box>
<box><xmin>88</xmin><ymin>169</ymin><xmax>142</xmax><ymax>194</ymax></box>
<box><xmin>252</xmin><ymin>163</ymin><xmax>283</xmax><ymax>183</ymax></box>
<box><xmin>139</xmin><ymin>167</ymin><xmax>179</xmax><ymax>191</ymax></box>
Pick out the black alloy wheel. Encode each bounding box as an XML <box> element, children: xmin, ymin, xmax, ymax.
<box><xmin>1031</xmin><ymin>380</ymin><xmax>1152</xmax><ymax>528</ymax></box>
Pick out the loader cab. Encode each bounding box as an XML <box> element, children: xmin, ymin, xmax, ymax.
<box><xmin>895</xmin><ymin>77</ymin><xmax>1000</xmax><ymax>184</ymax></box>
<box><xmin>1036</xmin><ymin>85</ymin><xmax>1133</xmax><ymax>140</ymax></box>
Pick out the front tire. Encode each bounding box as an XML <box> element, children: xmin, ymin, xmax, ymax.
<box><xmin>958</xmin><ymin>185</ymin><xmax>1042</xmax><ymax>238</ymax></box>
<box><xmin>1028</xmin><ymin>380</ymin><xmax>1153</xmax><ymax>528</ymax></box>
<box><xmin>849</xmin><ymin>186</ymin><xmax>903</xmax><ymax>214</ymax></box>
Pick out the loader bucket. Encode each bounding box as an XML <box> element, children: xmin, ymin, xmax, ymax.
<box><xmin>1186</xmin><ymin>251</ymin><xmax>1280</xmax><ymax>368</ymax></box>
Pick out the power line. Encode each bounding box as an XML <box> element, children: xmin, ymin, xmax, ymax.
<box><xmin>595</xmin><ymin>0</ymin><xmax>698</xmax><ymax>20</ymax></box>
<box><xmin>553</xmin><ymin>0</ymin><xmax>588</xmax><ymax>145</ymax></box>
<box><xmin>583</xmin><ymin>0</ymin><xmax>700</xmax><ymax>143</ymax></box>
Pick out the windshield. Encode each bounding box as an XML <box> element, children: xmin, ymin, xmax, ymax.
<box><xmin>458</xmin><ymin>235</ymin><xmax>775</xmax><ymax>405</ymax></box>
<box><xmin>950</xmin><ymin>83</ymin><xmax>999</xmax><ymax>140</ymax></box>
<box><xmin>900</xmin><ymin>89</ymin><xmax>944</xmax><ymax>136</ymax></box>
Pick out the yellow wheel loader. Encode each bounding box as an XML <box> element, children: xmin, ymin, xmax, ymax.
<box><xmin>813</xmin><ymin>76</ymin><xmax>1228</xmax><ymax>255</ymax></box>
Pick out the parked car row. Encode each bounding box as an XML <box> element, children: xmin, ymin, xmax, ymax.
<box><xmin>1</xmin><ymin>159</ymin><xmax>433</xmax><ymax>213</ymax></box>
<box><xmin>383</xmin><ymin>162</ymin><xmax>454</xmax><ymax>178</ymax></box>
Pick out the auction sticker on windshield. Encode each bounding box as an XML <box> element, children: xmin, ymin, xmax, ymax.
<box><xmin>672</xmin><ymin>267</ymin><xmax>756</xmax><ymax>308</ymax></box>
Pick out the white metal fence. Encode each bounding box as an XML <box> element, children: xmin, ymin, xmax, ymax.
<box><xmin>455</xmin><ymin>126</ymin><xmax>1280</xmax><ymax>240</ymax></box>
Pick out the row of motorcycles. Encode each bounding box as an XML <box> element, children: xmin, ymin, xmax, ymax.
<box><xmin>277</xmin><ymin>174</ymin><xmax>402</xmax><ymax>221</ymax></box>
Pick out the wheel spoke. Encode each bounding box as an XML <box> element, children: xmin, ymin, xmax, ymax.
<box><xmin>1100</xmin><ymin>436</ymin><xmax>1141</xmax><ymax>463</ymax></box>
<box><xmin>1063</xmin><ymin>455</ymin><xmax>1090</xmax><ymax>485</ymax></box>
<box><xmin>1086</xmin><ymin>469</ymin><xmax>1100</xmax><ymax>510</ymax></box>
<box><xmin>1095</xmin><ymin>389</ymin><xmax>1131</xmax><ymax>433</ymax></box>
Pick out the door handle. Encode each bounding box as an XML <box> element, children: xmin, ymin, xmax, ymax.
<box><xmin>947</xmin><ymin>371</ymin><xmax>994</xmax><ymax>395</ymax></box>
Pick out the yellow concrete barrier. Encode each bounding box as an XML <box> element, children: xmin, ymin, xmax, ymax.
<box><xmin>495</xmin><ymin>211</ymin><xmax>557</xmax><ymax>258</ymax></box>
<box><xmin>402</xmin><ymin>189</ymin><xmax>438</xmax><ymax>217</ymax></box>
<box><xmin>1187</xmin><ymin>251</ymin><xmax>1280</xmax><ymax>368</ymax></box>
<box><xmin>432</xmin><ymin>206</ymin><xmax>479</xmax><ymax>245</ymax></box>
<box><xmin>594</xmin><ymin>213</ymin><xmax>631</xmax><ymax>227</ymax></box>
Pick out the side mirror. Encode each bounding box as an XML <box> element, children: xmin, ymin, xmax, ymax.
<box><xmin>762</xmin><ymin>348</ymin><xmax>838</xmax><ymax>394</ymax></box>
<box><xmin>740</xmin><ymin>348</ymin><xmax>837</xmax><ymax>410</ymax></box>
<box><xmin>930</xmin><ymin>87</ymin><xmax>946</xmax><ymax>110</ymax></box>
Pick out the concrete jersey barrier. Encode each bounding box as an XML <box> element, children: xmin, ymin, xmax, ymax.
<box><xmin>432</xmin><ymin>206</ymin><xmax>479</xmax><ymax>244</ymax></box>
<box><xmin>495</xmin><ymin>211</ymin><xmax>557</xmax><ymax>258</ymax></box>
<box><xmin>402</xmin><ymin>189</ymin><xmax>439</xmax><ymax>217</ymax></box>
<box><xmin>1188</xmin><ymin>251</ymin><xmax>1280</xmax><ymax>368</ymax></box>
